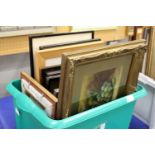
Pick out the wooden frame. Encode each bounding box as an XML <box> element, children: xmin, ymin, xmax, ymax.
<box><xmin>145</xmin><ymin>27</ymin><xmax>155</xmax><ymax>79</ymax></box>
<box><xmin>29</xmin><ymin>31</ymin><xmax>94</xmax><ymax>77</ymax></box>
<box><xmin>132</xmin><ymin>26</ymin><xmax>144</xmax><ymax>40</ymax></box>
<box><xmin>21</xmin><ymin>72</ymin><xmax>58</xmax><ymax>118</ymax></box>
<box><xmin>35</xmin><ymin>39</ymin><xmax>104</xmax><ymax>83</ymax></box>
<box><xmin>58</xmin><ymin>40</ymin><xmax>147</xmax><ymax>119</ymax></box>
<box><xmin>39</xmin><ymin>38</ymin><xmax>100</xmax><ymax>50</ymax></box>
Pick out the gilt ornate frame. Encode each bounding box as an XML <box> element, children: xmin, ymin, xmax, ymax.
<box><xmin>57</xmin><ymin>40</ymin><xmax>147</xmax><ymax>119</ymax></box>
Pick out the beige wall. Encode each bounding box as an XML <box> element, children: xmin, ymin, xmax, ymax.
<box><xmin>56</xmin><ymin>26</ymin><xmax>72</xmax><ymax>33</ymax></box>
<box><xmin>0</xmin><ymin>36</ymin><xmax>28</xmax><ymax>56</ymax></box>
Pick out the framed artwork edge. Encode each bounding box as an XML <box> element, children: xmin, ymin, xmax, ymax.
<box><xmin>59</xmin><ymin>40</ymin><xmax>147</xmax><ymax>119</ymax></box>
<box><xmin>145</xmin><ymin>27</ymin><xmax>155</xmax><ymax>79</ymax></box>
<box><xmin>35</xmin><ymin>40</ymin><xmax>104</xmax><ymax>83</ymax></box>
<box><xmin>21</xmin><ymin>72</ymin><xmax>58</xmax><ymax>118</ymax></box>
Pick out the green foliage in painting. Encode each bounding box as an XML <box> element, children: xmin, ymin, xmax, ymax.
<box><xmin>86</xmin><ymin>77</ymin><xmax>116</xmax><ymax>109</ymax></box>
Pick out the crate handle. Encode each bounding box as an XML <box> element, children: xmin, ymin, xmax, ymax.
<box><xmin>6</xmin><ymin>81</ymin><xmax>21</xmax><ymax>99</ymax></box>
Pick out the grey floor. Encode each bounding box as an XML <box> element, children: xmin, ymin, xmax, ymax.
<box><xmin>0</xmin><ymin>53</ymin><xmax>30</xmax><ymax>98</ymax></box>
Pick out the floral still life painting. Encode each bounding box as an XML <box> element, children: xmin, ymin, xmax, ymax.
<box><xmin>79</xmin><ymin>67</ymin><xmax>123</xmax><ymax>112</ymax></box>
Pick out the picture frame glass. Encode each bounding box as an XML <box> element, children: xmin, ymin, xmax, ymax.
<box><xmin>70</xmin><ymin>54</ymin><xmax>133</xmax><ymax>115</ymax></box>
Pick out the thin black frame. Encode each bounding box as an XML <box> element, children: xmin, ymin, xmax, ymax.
<box><xmin>39</xmin><ymin>38</ymin><xmax>100</xmax><ymax>50</ymax></box>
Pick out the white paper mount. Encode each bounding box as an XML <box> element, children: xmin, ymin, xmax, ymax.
<box><xmin>21</xmin><ymin>79</ymin><xmax>53</xmax><ymax>117</ymax></box>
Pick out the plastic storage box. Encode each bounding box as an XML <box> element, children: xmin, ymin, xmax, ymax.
<box><xmin>6</xmin><ymin>80</ymin><xmax>147</xmax><ymax>129</ymax></box>
<box><xmin>134</xmin><ymin>73</ymin><xmax>155</xmax><ymax>129</ymax></box>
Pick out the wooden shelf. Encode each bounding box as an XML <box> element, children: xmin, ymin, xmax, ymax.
<box><xmin>72</xmin><ymin>26</ymin><xmax>118</xmax><ymax>31</ymax></box>
<box><xmin>0</xmin><ymin>28</ymin><xmax>56</xmax><ymax>56</ymax></box>
<box><xmin>0</xmin><ymin>35</ymin><xmax>29</xmax><ymax>56</ymax></box>
<box><xmin>0</xmin><ymin>27</ymin><xmax>56</xmax><ymax>38</ymax></box>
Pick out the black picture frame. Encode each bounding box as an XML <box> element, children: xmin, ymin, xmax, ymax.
<box><xmin>29</xmin><ymin>31</ymin><xmax>95</xmax><ymax>77</ymax></box>
<box><xmin>39</xmin><ymin>38</ymin><xmax>100</xmax><ymax>50</ymax></box>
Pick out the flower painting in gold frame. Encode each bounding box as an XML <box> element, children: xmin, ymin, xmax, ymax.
<box><xmin>57</xmin><ymin>40</ymin><xmax>147</xmax><ymax>119</ymax></box>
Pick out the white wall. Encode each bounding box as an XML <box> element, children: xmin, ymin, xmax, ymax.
<box><xmin>0</xmin><ymin>53</ymin><xmax>30</xmax><ymax>98</ymax></box>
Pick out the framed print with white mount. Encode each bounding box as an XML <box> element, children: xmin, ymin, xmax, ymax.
<box><xmin>21</xmin><ymin>72</ymin><xmax>58</xmax><ymax>119</ymax></box>
<box><xmin>35</xmin><ymin>39</ymin><xmax>104</xmax><ymax>83</ymax></box>
<box><xmin>57</xmin><ymin>40</ymin><xmax>147</xmax><ymax>119</ymax></box>
<box><xmin>29</xmin><ymin>31</ymin><xmax>95</xmax><ymax>78</ymax></box>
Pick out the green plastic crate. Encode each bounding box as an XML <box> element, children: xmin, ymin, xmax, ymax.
<box><xmin>6</xmin><ymin>80</ymin><xmax>147</xmax><ymax>129</ymax></box>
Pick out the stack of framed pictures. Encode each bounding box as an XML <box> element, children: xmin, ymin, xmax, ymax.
<box><xmin>41</xmin><ymin>65</ymin><xmax>61</xmax><ymax>97</ymax></box>
<box><xmin>35</xmin><ymin>39</ymin><xmax>104</xmax><ymax>83</ymax></box>
<box><xmin>29</xmin><ymin>31</ymin><xmax>104</xmax><ymax>82</ymax></box>
<box><xmin>28</xmin><ymin>31</ymin><xmax>104</xmax><ymax>116</ymax></box>
<box><xmin>29</xmin><ymin>32</ymin><xmax>147</xmax><ymax>120</ymax></box>
<box><xmin>29</xmin><ymin>31</ymin><xmax>99</xmax><ymax>79</ymax></box>
<box><xmin>21</xmin><ymin>72</ymin><xmax>58</xmax><ymax>118</ymax></box>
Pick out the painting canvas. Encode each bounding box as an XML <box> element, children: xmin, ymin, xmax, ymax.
<box><xmin>70</xmin><ymin>54</ymin><xmax>132</xmax><ymax>116</ymax></box>
<box><xmin>78</xmin><ymin>67</ymin><xmax>123</xmax><ymax>112</ymax></box>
